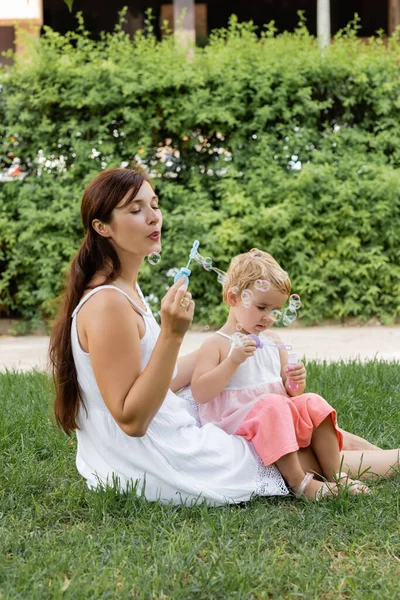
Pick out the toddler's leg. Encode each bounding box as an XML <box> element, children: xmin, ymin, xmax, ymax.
<box><xmin>298</xmin><ymin>446</ymin><xmax>323</xmax><ymax>477</ymax></box>
<box><xmin>276</xmin><ymin>451</ymin><xmax>337</xmax><ymax>501</ymax></box>
<box><xmin>311</xmin><ymin>416</ymin><xmax>341</xmax><ymax>479</ymax></box>
<box><xmin>290</xmin><ymin>394</ymin><xmax>369</xmax><ymax>494</ymax></box>
<box><xmin>311</xmin><ymin>416</ymin><xmax>369</xmax><ymax>494</ymax></box>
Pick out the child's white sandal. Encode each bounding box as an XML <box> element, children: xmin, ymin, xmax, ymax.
<box><xmin>295</xmin><ymin>472</ymin><xmax>335</xmax><ymax>501</ymax></box>
<box><xmin>295</xmin><ymin>472</ymin><xmax>314</xmax><ymax>497</ymax></box>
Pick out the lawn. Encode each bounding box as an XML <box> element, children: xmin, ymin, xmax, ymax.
<box><xmin>0</xmin><ymin>362</ymin><xmax>399</xmax><ymax>599</ymax></box>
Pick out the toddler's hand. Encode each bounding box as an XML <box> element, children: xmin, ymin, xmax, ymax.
<box><xmin>285</xmin><ymin>361</ymin><xmax>307</xmax><ymax>385</ymax></box>
<box><xmin>229</xmin><ymin>336</ymin><xmax>257</xmax><ymax>366</ymax></box>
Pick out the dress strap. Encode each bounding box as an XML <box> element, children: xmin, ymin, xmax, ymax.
<box><xmin>72</xmin><ymin>285</ymin><xmax>151</xmax><ymax>318</ymax></box>
<box><xmin>215</xmin><ymin>331</ymin><xmax>233</xmax><ymax>341</ymax></box>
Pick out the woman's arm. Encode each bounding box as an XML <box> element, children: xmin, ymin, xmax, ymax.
<box><xmin>170</xmin><ymin>350</ymin><xmax>199</xmax><ymax>393</ymax></box>
<box><xmin>83</xmin><ymin>280</ymin><xmax>194</xmax><ymax>436</ymax></box>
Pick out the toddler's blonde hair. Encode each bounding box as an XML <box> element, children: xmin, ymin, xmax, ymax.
<box><xmin>223</xmin><ymin>249</ymin><xmax>291</xmax><ymax>302</ymax></box>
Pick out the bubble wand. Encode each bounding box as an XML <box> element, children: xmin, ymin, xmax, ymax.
<box><xmin>230</xmin><ymin>332</ymin><xmax>292</xmax><ymax>352</ymax></box>
<box><xmin>173</xmin><ymin>240</ymin><xmax>200</xmax><ymax>286</ymax></box>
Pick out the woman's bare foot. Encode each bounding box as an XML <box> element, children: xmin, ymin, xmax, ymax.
<box><xmin>334</xmin><ymin>472</ymin><xmax>370</xmax><ymax>494</ymax></box>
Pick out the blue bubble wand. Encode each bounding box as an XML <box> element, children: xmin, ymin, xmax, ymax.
<box><xmin>173</xmin><ymin>240</ymin><xmax>200</xmax><ymax>286</ymax></box>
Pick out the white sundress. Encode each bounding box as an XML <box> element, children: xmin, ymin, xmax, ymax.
<box><xmin>71</xmin><ymin>284</ymin><xmax>288</xmax><ymax>505</ymax></box>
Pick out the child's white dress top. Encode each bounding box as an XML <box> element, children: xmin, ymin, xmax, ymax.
<box><xmin>71</xmin><ymin>285</ymin><xmax>288</xmax><ymax>505</ymax></box>
<box><xmin>198</xmin><ymin>331</ymin><xmax>287</xmax><ymax>434</ymax></box>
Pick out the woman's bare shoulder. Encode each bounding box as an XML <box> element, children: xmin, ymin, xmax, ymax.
<box><xmin>79</xmin><ymin>285</ymin><xmax>134</xmax><ymax>317</ymax></box>
<box><xmin>77</xmin><ymin>286</ymin><xmax>143</xmax><ymax>351</ymax></box>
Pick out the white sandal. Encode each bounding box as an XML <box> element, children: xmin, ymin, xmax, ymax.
<box><xmin>294</xmin><ymin>472</ymin><xmax>334</xmax><ymax>501</ymax></box>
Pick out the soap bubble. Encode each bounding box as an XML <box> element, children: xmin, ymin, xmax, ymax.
<box><xmin>255</xmin><ymin>279</ymin><xmax>270</xmax><ymax>292</ymax></box>
<box><xmin>205</xmin><ymin>325</ymin><xmax>210</xmax><ymax>331</ymax></box>
<box><xmin>193</xmin><ymin>252</ymin><xmax>204</xmax><ymax>265</ymax></box>
<box><xmin>270</xmin><ymin>309</ymin><xmax>282</xmax><ymax>323</ymax></box>
<box><xmin>241</xmin><ymin>289</ymin><xmax>253</xmax><ymax>308</ymax></box>
<box><xmin>217</xmin><ymin>273</ymin><xmax>227</xmax><ymax>285</ymax></box>
<box><xmin>289</xmin><ymin>293</ymin><xmax>301</xmax><ymax>309</ymax></box>
<box><xmin>282</xmin><ymin>308</ymin><xmax>297</xmax><ymax>326</ymax></box>
<box><xmin>148</xmin><ymin>252</ymin><xmax>161</xmax><ymax>265</ymax></box>
<box><xmin>231</xmin><ymin>286</ymin><xmax>240</xmax><ymax>295</ymax></box>
<box><xmin>236</xmin><ymin>323</ymin><xmax>243</xmax><ymax>331</ymax></box>
<box><xmin>203</xmin><ymin>257</ymin><xmax>213</xmax><ymax>271</ymax></box>
<box><xmin>232</xmin><ymin>332</ymin><xmax>246</xmax><ymax>348</ymax></box>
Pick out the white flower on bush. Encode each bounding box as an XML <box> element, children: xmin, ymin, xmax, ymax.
<box><xmin>156</xmin><ymin>145</ymin><xmax>180</xmax><ymax>163</ymax></box>
<box><xmin>289</xmin><ymin>155</ymin><xmax>302</xmax><ymax>171</ymax></box>
<box><xmin>166</xmin><ymin>268</ymin><xmax>179</xmax><ymax>278</ymax></box>
<box><xmin>146</xmin><ymin>294</ymin><xmax>159</xmax><ymax>303</ymax></box>
<box><xmin>89</xmin><ymin>148</ymin><xmax>101</xmax><ymax>159</ymax></box>
<box><xmin>35</xmin><ymin>149</ymin><xmax>67</xmax><ymax>174</ymax></box>
<box><xmin>144</xmin><ymin>293</ymin><xmax>160</xmax><ymax>317</ymax></box>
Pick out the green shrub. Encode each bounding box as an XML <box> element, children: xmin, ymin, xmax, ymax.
<box><xmin>1</xmin><ymin>15</ymin><xmax>400</xmax><ymax>327</ymax></box>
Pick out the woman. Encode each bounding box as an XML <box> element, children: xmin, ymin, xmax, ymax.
<box><xmin>49</xmin><ymin>168</ymin><xmax>399</xmax><ymax>504</ymax></box>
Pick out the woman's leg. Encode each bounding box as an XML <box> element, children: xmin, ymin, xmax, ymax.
<box><xmin>340</xmin><ymin>449</ymin><xmax>400</xmax><ymax>480</ymax></box>
<box><xmin>340</xmin><ymin>429</ymin><xmax>381</xmax><ymax>451</ymax></box>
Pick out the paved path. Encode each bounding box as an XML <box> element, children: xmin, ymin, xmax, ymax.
<box><xmin>1</xmin><ymin>326</ymin><xmax>399</xmax><ymax>372</ymax></box>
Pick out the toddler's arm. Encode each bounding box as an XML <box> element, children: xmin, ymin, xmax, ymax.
<box><xmin>192</xmin><ymin>335</ymin><xmax>257</xmax><ymax>404</ymax></box>
<box><xmin>191</xmin><ymin>336</ymin><xmax>238</xmax><ymax>404</ymax></box>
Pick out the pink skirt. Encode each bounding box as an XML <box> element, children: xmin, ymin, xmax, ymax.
<box><xmin>235</xmin><ymin>393</ymin><xmax>343</xmax><ymax>466</ymax></box>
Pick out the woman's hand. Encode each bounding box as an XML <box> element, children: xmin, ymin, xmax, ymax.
<box><xmin>160</xmin><ymin>276</ymin><xmax>195</xmax><ymax>339</ymax></box>
<box><xmin>229</xmin><ymin>336</ymin><xmax>257</xmax><ymax>365</ymax></box>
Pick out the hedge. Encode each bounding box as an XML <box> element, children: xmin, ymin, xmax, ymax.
<box><xmin>1</xmin><ymin>14</ymin><xmax>400</xmax><ymax>329</ymax></box>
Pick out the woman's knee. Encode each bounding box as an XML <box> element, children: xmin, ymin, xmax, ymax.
<box><xmin>298</xmin><ymin>392</ymin><xmax>333</xmax><ymax>413</ymax></box>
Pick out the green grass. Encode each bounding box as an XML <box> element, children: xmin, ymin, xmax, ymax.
<box><xmin>0</xmin><ymin>362</ymin><xmax>399</xmax><ymax>599</ymax></box>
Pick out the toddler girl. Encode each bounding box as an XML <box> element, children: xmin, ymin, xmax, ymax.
<box><xmin>191</xmin><ymin>249</ymin><xmax>368</xmax><ymax>500</ymax></box>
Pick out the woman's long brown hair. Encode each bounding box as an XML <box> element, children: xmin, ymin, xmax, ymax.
<box><xmin>49</xmin><ymin>168</ymin><xmax>147</xmax><ymax>435</ymax></box>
